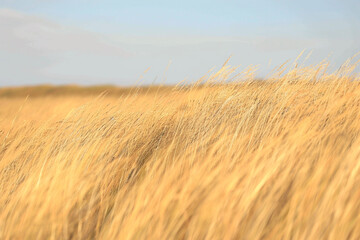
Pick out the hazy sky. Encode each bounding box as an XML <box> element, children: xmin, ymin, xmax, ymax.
<box><xmin>0</xmin><ymin>0</ymin><xmax>359</xmax><ymax>86</ymax></box>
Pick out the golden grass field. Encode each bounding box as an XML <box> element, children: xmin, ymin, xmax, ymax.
<box><xmin>1</xmin><ymin>59</ymin><xmax>360</xmax><ymax>239</ymax></box>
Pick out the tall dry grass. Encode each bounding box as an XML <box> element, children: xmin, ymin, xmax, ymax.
<box><xmin>1</xmin><ymin>59</ymin><xmax>360</xmax><ymax>239</ymax></box>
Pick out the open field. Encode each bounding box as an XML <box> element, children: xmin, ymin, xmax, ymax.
<box><xmin>1</xmin><ymin>62</ymin><xmax>360</xmax><ymax>239</ymax></box>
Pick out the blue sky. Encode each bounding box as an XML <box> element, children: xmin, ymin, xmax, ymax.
<box><xmin>0</xmin><ymin>0</ymin><xmax>359</xmax><ymax>86</ymax></box>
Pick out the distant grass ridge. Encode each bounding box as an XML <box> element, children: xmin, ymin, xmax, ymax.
<box><xmin>0</xmin><ymin>85</ymin><xmax>176</xmax><ymax>97</ymax></box>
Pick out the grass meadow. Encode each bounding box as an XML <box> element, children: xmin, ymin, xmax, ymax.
<box><xmin>1</xmin><ymin>59</ymin><xmax>360</xmax><ymax>239</ymax></box>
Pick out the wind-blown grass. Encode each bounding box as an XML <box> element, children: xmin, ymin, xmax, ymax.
<box><xmin>1</xmin><ymin>59</ymin><xmax>360</xmax><ymax>239</ymax></box>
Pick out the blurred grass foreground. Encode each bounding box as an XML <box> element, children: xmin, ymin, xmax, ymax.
<box><xmin>1</xmin><ymin>58</ymin><xmax>360</xmax><ymax>239</ymax></box>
